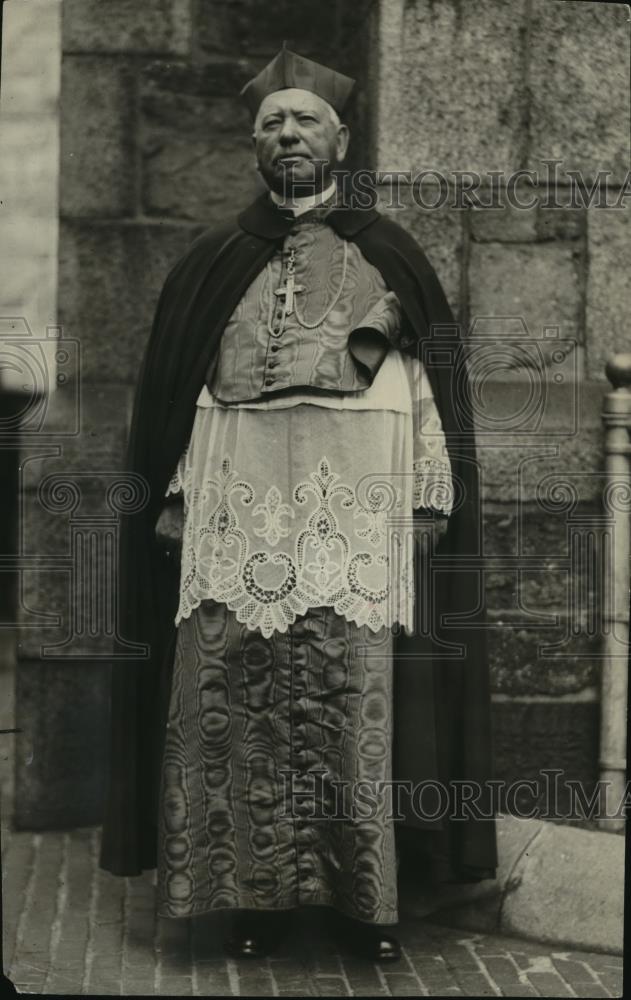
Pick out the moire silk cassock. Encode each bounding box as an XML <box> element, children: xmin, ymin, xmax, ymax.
<box><xmin>157</xmin><ymin>602</ymin><xmax>400</xmax><ymax>923</ymax></box>
<box><xmin>156</xmin><ymin>219</ymin><xmax>453</xmax><ymax>921</ymax></box>
<box><xmin>99</xmin><ymin>193</ymin><xmax>498</xmax><ymax>883</ymax></box>
<box><xmin>208</xmin><ymin>222</ymin><xmax>400</xmax><ymax>401</ymax></box>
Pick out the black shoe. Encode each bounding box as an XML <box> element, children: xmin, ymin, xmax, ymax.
<box><xmin>223</xmin><ymin>909</ymin><xmax>291</xmax><ymax>959</ymax></box>
<box><xmin>333</xmin><ymin>912</ymin><xmax>401</xmax><ymax>963</ymax></box>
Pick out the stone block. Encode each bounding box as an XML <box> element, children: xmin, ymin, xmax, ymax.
<box><xmin>377</xmin><ymin>185</ymin><xmax>464</xmax><ymax>317</ymax></box>
<box><xmin>485</xmin><ymin>562</ymin><xmax>590</xmax><ymax>618</ymax></box>
<box><xmin>58</xmin><ymin>220</ymin><xmax>202</xmax><ymax>381</ymax></box>
<box><xmin>197</xmin><ymin>0</ymin><xmax>373</xmax><ymax>70</ymax></box>
<box><xmin>417</xmin><ymin>376</ymin><xmax>605</xmax><ymax>503</ymax></box>
<box><xmin>535</xmin><ymin>204</ymin><xmax>584</xmax><ymax>243</ymax></box>
<box><xmin>1</xmin><ymin>224</ymin><xmax>58</xmax><ymax>288</ymax></box>
<box><xmin>471</xmin><ymin>378</ymin><xmax>603</xmax><ymax>441</ymax></box>
<box><xmin>487</xmin><ymin>620</ymin><xmax>599</xmax><ymax>697</ymax></box>
<box><xmin>196</xmin><ymin>0</ymin><xmax>343</xmax><ymax>59</ymax></box>
<box><xmin>140</xmin><ymin>62</ymin><xmax>258</xmax><ymax>221</ymax></box>
<box><xmin>477</xmin><ymin>429</ymin><xmax>605</xmax><ymax>502</ymax></box>
<box><xmin>469</xmin><ymin>193</ymin><xmax>584</xmax><ymax>244</ymax></box>
<box><xmin>142</xmin><ymin>57</ymin><xmax>253</xmax><ymax>101</ymax></box>
<box><xmin>490</xmin><ymin>700</ymin><xmax>599</xmax><ymax>818</ymax></box>
<box><xmin>483</xmin><ymin>501</ymin><xmax>604</xmax><ymax>620</ymax></box>
<box><xmin>585</xmin><ymin>203</ymin><xmax>631</xmax><ymax>380</ymax></box>
<box><xmin>423</xmin><ymin>818</ymin><xmax>624</xmax><ymax>954</ymax></box>
<box><xmin>18</xmin><ymin>484</ymin><xmax>132</xmax><ymax>658</ymax></box>
<box><xmin>0</xmin><ymin>117</ymin><xmax>60</xmax><ymax>218</ymax></box>
<box><xmin>16</xmin><ymin>386</ymin><xmax>141</xmax><ymax>657</ymax></box>
<box><xmin>18</xmin><ymin>385</ymin><xmax>131</xmax><ymax>485</ymax></box>
<box><xmin>375</xmin><ymin>0</ymin><xmax>528</xmax><ymax>176</ymax></box>
<box><xmin>483</xmin><ymin>499</ymin><xmax>605</xmax><ymax>556</ymax></box>
<box><xmin>60</xmin><ymin>57</ymin><xmax>136</xmax><ymax>218</ymax></box>
<box><xmin>1</xmin><ymin>0</ymin><xmax>62</xmax><ymax>116</ymax></box>
<box><xmin>0</xmin><ymin>253</ymin><xmax>52</xmax><ymax>328</ymax></box>
<box><xmin>501</xmin><ymin>821</ymin><xmax>624</xmax><ymax>953</ymax></box>
<box><xmin>62</xmin><ymin>0</ymin><xmax>192</xmax><ymax>56</ymax></box>
<box><xmin>528</xmin><ymin>1</ymin><xmax>630</xmax><ymax>184</ymax></box>
<box><xmin>468</xmin><ymin>244</ymin><xmax>583</xmax><ymax>370</ymax></box>
<box><xmin>470</xmin><ymin>201</ymin><xmax>538</xmax><ymax>244</ymax></box>
<box><xmin>14</xmin><ymin>659</ymin><xmax>110</xmax><ymax>829</ymax></box>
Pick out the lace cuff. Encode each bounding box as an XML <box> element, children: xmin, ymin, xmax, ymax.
<box><xmin>412</xmin><ymin>457</ymin><xmax>454</xmax><ymax>515</ymax></box>
<box><xmin>165</xmin><ymin>449</ymin><xmax>191</xmax><ymax>498</ymax></box>
<box><xmin>166</xmin><ymin>467</ymin><xmax>183</xmax><ymax>497</ymax></box>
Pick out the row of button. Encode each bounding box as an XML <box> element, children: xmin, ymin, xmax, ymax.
<box><xmin>265</xmin><ymin>298</ymin><xmax>285</xmax><ymax>384</ymax></box>
<box><xmin>265</xmin><ymin>349</ymin><xmax>281</xmax><ymax>382</ymax></box>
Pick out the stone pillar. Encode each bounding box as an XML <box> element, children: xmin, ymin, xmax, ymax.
<box><xmin>0</xmin><ymin>0</ymin><xmax>62</xmax><ymax>821</ymax></box>
<box><xmin>599</xmin><ymin>355</ymin><xmax>631</xmax><ymax>829</ymax></box>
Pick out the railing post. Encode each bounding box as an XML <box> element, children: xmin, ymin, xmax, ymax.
<box><xmin>600</xmin><ymin>353</ymin><xmax>631</xmax><ymax>830</ymax></box>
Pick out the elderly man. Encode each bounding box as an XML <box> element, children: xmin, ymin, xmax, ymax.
<box><xmin>100</xmin><ymin>47</ymin><xmax>497</xmax><ymax>963</ymax></box>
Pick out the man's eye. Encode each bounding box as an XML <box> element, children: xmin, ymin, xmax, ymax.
<box><xmin>299</xmin><ymin>115</ymin><xmax>316</xmax><ymax>123</ymax></box>
<box><xmin>264</xmin><ymin>119</ymin><xmax>281</xmax><ymax>129</ymax></box>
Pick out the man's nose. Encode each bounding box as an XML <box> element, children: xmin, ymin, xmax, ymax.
<box><xmin>278</xmin><ymin>118</ymin><xmax>300</xmax><ymax>144</ymax></box>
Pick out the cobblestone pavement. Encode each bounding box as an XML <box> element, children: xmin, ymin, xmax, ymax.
<box><xmin>2</xmin><ymin>828</ymin><xmax>623</xmax><ymax>997</ymax></box>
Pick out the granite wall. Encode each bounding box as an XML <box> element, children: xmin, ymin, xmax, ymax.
<box><xmin>13</xmin><ymin>0</ymin><xmax>631</xmax><ymax>827</ymax></box>
<box><xmin>370</xmin><ymin>0</ymin><xmax>630</xmax><ymax>819</ymax></box>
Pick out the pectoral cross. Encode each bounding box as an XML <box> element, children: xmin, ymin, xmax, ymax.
<box><xmin>274</xmin><ymin>248</ymin><xmax>305</xmax><ymax>316</ymax></box>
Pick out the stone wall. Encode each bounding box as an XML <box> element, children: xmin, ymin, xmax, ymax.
<box><xmin>372</xmin><ymin>0</ymin><xmax>630</xmax><ymax>819</ymax></box>
<box><xmin>13</xmin><ymin>0</ymin><xmax>630</xmax><ymax>827</ymax></box>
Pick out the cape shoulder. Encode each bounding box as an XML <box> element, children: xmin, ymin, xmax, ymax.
<box><xmin>160</xmin><ymin>206</ymin><xmax>446</xmax><ymax>314</ymax></box>
<box><xmin>353</xmin><ymin>212</ymin><xmax>456</xmax><ymax>334</ymax></box>
<box><xmin>357</xmin><ymin>213</ymin><xmax>450</xmax><ymax>291</ymax></box>
<box><xmin>162</xmin><ymin>217</ymin><xmax>247</xmax><ymax>294</ymax></box>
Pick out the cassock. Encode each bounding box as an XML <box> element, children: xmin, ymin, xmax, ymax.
<box><xmin>99</xmin><ymin>188</ymin><xmax>498</xmax><ymax>920</ymax></box>
<box><xmin>155</xmin><ymin>189</ymin><xmax>455</xmax><ymax>924</ymax></box>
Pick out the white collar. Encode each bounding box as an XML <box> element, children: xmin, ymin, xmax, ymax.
<box><xmin>270</xmin><ymin>180</ymin><xmax>338</xmax><ymax>217</ymax></box>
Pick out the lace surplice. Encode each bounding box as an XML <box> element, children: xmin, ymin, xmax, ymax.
<box><xmin>166</xmin><ymin>347</ymin><xmax>453</xmax><ymax>639</ymax></box>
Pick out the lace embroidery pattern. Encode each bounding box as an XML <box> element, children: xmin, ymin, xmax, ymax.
<box><xmin>413</xmin><ymin>457</ymin><xmax>454</xmax><ymax>514</ymax></box>
<box><xmin>166</xmin><ymin>351</ymin><xmax>454</xmax><ymax>638</ymax></box>
<box><xmin>169</xmin><ymin>455</ymin><xmax>420</xmax><ymax>638</ymax></box>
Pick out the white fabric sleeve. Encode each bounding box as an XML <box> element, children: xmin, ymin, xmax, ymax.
<box><xmin>405</xmin><ymin>355</ymin><xmax>454</xmax><ymax>516</ymax></box>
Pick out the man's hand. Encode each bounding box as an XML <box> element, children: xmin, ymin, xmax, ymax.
<box><xmin>155</xmin><ymin>499</ymin><xmax>184</xmax><ymax>555</ymax></box>
<box><xmin>413</xmin><ymin>514</ymin><xmax>449</xmax><ymax>557</ymax></box>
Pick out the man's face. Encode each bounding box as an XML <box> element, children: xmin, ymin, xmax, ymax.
<box><xmin>253</xmin><ymin>88</ymin><xmax>350</xmax><ymax>196</ymax></box>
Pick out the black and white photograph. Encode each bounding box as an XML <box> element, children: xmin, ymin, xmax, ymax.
<box><xmin>0</xmin><ymin>0</ymin><xmax>629</xmax><ymax>996</ymax></box>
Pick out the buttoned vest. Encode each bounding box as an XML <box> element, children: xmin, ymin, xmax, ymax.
<box><xmin>208</xmin><ymin>219</ymin><xmax>402</xmax><ymax>403</ymax></box>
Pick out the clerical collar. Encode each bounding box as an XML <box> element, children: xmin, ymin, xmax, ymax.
<box><xmin>238</xmin><ymin>191</ymin><xmax>380</xmax><ymax>240</ymax></box>
<box><xmin>270</xmin><ymin>180</ymin><xmax>338</xmax><ymax>217</ymax></box>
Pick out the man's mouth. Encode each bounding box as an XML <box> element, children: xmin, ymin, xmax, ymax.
<box><xmin>275</xmin><ymin>154</ymin><xmax>311</xmax><ymax>165</ymax></box>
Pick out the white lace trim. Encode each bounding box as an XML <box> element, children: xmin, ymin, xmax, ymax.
<box><xmin>165</xmin><ymin>353</ymin><xmax>453</xmax><ymax>638</ymax></box>
<box><xmin>167</xmin><ymin>455</ymin><xmax>417</xmax><ymax>638</ymax></box>
<box><xmin>413</xmin><ymin>457</ymin><xmax>454</xmax><ymax>514</ymax></box>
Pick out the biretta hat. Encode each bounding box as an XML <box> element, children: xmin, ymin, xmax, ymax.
<box><xmin>240</xmin><ymin>45</ymin><xmax>355</xmax><ymax>119</ymax></box>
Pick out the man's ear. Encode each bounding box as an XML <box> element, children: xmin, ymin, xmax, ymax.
<box><xmin>251</xmin><ymin>132</ymin><xmax>260</xmax><ymax>171</ymax></box>
<box><xmin>336</xmin><ymin>124</ymin><xmax>350</xmax><ymax>163</ymax></box>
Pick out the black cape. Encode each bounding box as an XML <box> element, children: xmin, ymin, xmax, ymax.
<box><xmin>100</xmin><ymin>193</ymin><xmax>498</xmax><ymax>882</ymax></box>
